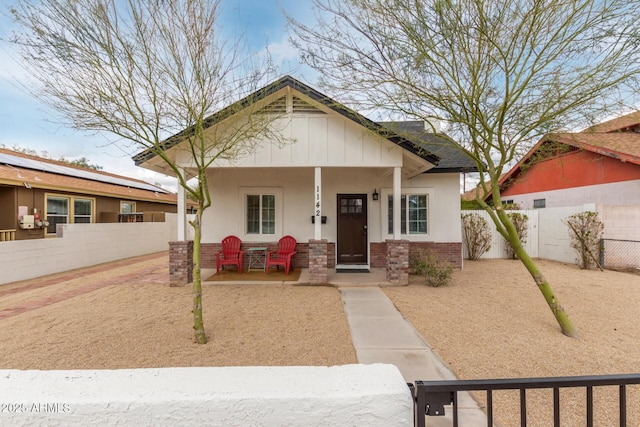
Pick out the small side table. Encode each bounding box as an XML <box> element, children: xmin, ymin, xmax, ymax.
<box><xmin>247</xmin><ymin>247</ymin><xmax>268</xmax><ymax>272</ymax></box>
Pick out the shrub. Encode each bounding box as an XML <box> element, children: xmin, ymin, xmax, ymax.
<box><xmin>504</xmin><ymin>212</ymin><xmax>528</xmax><ymax>259</ymax></box>
<box><xmin>409</xmin><ymin>249</ymin><xmax>454</xmax><ymax>287</ymax></box>
<box><xmin>461</xmin><ymin>213</ymin><xmax>492</xmax><ymax>260</ymax></box>
<box><xmin>564</xmin><ymin>211</ymin><xmax>604</xmax><ymax>269</ymax></box>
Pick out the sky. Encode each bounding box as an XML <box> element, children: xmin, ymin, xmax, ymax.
<box><xmin>0</xmin><ymin>0</ymin><xmax>316</xmax><ymax>191</ymax></box>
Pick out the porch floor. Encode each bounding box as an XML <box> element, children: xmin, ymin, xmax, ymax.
<box><xmin>201</xmin><ymin>268</ymin><xmax>390</xmax><ymax>286</ymax></box>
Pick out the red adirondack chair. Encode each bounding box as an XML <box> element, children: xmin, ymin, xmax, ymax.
<box><xmin>266</xmin><ymin>235</ymin><xmax>297</xmax><ymax>275</ymax></box>
<box><xmin>215</xmin><ymin>235</ymin><xmax>244</xmax><ymax>274</ymax></box>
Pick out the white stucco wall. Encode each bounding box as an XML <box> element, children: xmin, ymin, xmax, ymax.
<box><xmin>202</xmin><ymin>168</ymin><xmax>462</xmax><ymax>247</ymax></box>
<box><xmin>0</xmin><ymin>221</ymin><xmax>174</xmax><ymax>285</ymax></box>
<box><xmin>504</xmin><ymin>180</ymin><xmax>640</xmax><ymax>208</ymax></box>
<box><xmin>0</xmin><ymin>365</ymin><xmax>412</xmax><ymax>427</ymax></box>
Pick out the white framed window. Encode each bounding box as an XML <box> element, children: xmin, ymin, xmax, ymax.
<box><xmin>74</xmin><ymin>199</ymin><xmax>93</xmax><ymax>224</ymax></box>
<box><xmin>382</xmin><ymin>188</ymin><xmax>432</xmax><ymax>239</ymax></box>
<box><xmin>239</xmin><ymin>187</ymin><xmax>283</xmax><ymax>240</ymax></box>
<box><xmin>45</xmin><ymin>194</ymin><xmax>95</xmax><ymax>235</ymax></box>
<box><xmin>46</xmin><ymin>196</ymin><xmax>68</xmax><ymax>234</ymax></box>
<box><xmin>246</xmin><ymin>194</ymin><xmax>276</xmax><ymax>234</ymax></box>
<box><xmin>120</xmin><ymin>201</ymin><xmax>136</xmax><ymax>213</ymax></box>
<box><xmin>533</xmin><ymin>199</ymin><xmax>546</xmax><ymax>209</ymax></box>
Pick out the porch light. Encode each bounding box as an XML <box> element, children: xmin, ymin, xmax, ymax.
<box><xmin>372</xmin><ymin>189</ymin><xmax>379</xmax><ymax>201</ymax></box>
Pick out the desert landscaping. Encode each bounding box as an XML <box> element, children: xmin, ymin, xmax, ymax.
<box><xmin>1</xmin><ymin>253</ymin><xmax>639</xmax><ymax>426</ymax></box>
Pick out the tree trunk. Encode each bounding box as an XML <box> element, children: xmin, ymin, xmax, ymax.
<box><xmin>192</xmin><ymin>210</ymin><xmax>207</xmax><ymax>344</ymax></box>
<box><xmin>513</xmin><ymin>244</ymin><xmax>575</xmax><ymax>337</ymax></box>
<box><xmin>497</xmin><ymin>209</ymin><xmax>576</xmax><ymax>337</ymax></box>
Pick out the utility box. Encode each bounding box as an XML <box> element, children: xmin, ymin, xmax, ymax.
<box><xmin>19</xmin><ymin>215</ymin><xmax>35</xmax><ymax>229</ymax></box>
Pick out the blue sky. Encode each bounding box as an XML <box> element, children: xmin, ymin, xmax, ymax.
<box><xmin>0</xmin><ymin>0</ymin><xmax>315</xmax><ymax>190</ymax></box>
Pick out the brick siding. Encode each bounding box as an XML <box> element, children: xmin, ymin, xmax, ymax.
<box><xmin>371</xmin><ymin>241</ymin><xmax>462</xmax><ymax>269</ymax></box>
<box><xmin>169</xmin><ymin>241</ymin><xmax>193</xmax><ymax>286</ymax></box>
<box><xmin>308</xmin><ymin>239</ymin><xmax>329</xmax><ymax>283</ymax></box>
<box><xmin>409</xmin><ymin>242</ymin><xmax>463</xmax><ymax>269</ymax></box>
<box><xmin>182</xmin><ymin>240</ymin><xmax>461</xmax><ymax>284</ymax></box>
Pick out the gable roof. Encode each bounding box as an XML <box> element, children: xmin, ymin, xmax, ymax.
<box><xmin>546</xmin><ymin>132</ymin><xmax>640</xmax><ymax>164</ymax></box>
<box><xmin>490</xmin><ymin>111</ymin><xmax>640</xmax><ymax>200</ymax></box>
<box><xmin>133</xmin><ymin>75</ymin><xmax>441</xmax><ymax>168</ymax></box>
<box><xmin>380</xmin><ymin>121</ymin><xmax>477</xmax><ymax>173</ymax></box>
<box><xmin>584</xmin><ymin>111</ymin><xmax>640</xmax><ymax>133</ymax></box>
<box><xmin>0</xmin><ymin>148</ymin><xmax>178</xmax><ymax>204</ymax></box>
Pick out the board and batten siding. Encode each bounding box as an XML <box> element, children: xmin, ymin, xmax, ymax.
<box><xmin>208</xmin><ymin>115</ymin><xmax>405</xmax><ymax>168</ymax></box>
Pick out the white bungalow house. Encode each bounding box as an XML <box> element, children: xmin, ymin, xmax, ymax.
<box><xmin>133</xmin><ymin>76</ymin><xmax>476</xmax><ymax>284</ymax></box>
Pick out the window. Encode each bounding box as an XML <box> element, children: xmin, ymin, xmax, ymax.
<box><xmin>388</xmin><ymin>194</ymin><xmax>428</xmax><ymax>235</ymax></box>
<box><xmin>341</xmin><ymin>197</ymin><xmax>363</xmax><ymax>214</ymax></box>
<box><xmin>121</xmin><ymin>201</ymin><xmax>136</xmax><ymax>214</ymax></box>
<box><xmin>74</xmin><ymin>199</ymin><xmax>93</xmax><ymax>224</ymax></box>
<box><xmin>246</xmin><ymin>194</ymin><xmax>276</xmax><ymax>234</ymax></box>
<box><xmin>45</xmin><ymin>194</ymin><xmax>94</xmax><ymax>234</ymax></box>
<box><xmin>533</xmin><ymin>199</ymin><xmax>546</xmax><ymax>209</ymax></box>
<box><xmin>46</xmin><ymin>196</ymin><xmax>68</xmax><ymax>234</ymax></box>
<box><xmin>240</xmin><ymin>187</ymin><xmax>283</xmax><ymax>239</ymax></box>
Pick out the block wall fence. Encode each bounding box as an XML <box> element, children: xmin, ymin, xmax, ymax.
<box><xmin>0</xmin><ymin>365</ymin><xmax>413</xmax><ymax>426</ymax></box>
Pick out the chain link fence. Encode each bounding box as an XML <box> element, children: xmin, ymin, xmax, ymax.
<box><xmin>599</xmin><ymin>239</ymin><xmax>640</xmax><ymax>273</ymax></box>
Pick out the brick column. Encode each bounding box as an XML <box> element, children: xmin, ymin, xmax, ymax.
<box><xmin>386</xmin><ymin>239</ymin><xmax>409</xmax><ymax>285</ymax></box>
<box><xmin>169</xmin><ymin>241</ymin><xmax>193</xmax><ymax>286</ymax></box>
<box><xmin>308</xmin><ymin>239</ymin><xmax>328</xmax><ymax>284</ymax></box>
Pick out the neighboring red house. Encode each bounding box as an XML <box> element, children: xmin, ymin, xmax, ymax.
<box><xmin>490</xmin><ymin>112</ymin><xmax>640</xmax><ymax>208</ymax></box>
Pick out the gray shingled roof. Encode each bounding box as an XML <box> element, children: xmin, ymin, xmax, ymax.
<box><xmin>379</xmin><ymin>121</ymin><xmax>478</xmax><ymax>173</ymax></box>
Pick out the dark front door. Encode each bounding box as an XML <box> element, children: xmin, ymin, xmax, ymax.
<box><xmin>337</xmin><ymin>194</ymin><xmax>368</xmax><ymax>264</ymax></box>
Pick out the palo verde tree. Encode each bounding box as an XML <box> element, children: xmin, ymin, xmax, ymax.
<box><xmin>289</xmin><ymin>0</ymin><xmax>640</xmax><ymax>336</ymax></box>
<box><xmin>9</xmin><ymin>0</ymin><xmax>283</xmax><ymax>344</ymax></box>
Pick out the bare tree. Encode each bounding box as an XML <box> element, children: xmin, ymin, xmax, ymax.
<box><xmin>289</xmin><ymin>0</ymin><xmax>640</xmax><ymax>336</ymax></box>
<box><xmin>9</xmin><ymin>0</ymin><xmax>283</xmax><ymax>344</ymax></box>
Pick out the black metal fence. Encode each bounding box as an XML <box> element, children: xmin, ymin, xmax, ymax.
<box><xmin>410</xmin><ymin>373</ymin><xmax>640</xmax><ymax>427</ymax></box>
<box><xmin>600</xmin><ymin>239</ymin><xmax>640</xmax><ymax>273</ymax></box>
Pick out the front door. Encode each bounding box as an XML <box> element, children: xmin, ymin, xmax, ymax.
<box><xmin>337</xmin><ymin>194</ymin><xmax>368</xmax><ymax>264</ymax></box>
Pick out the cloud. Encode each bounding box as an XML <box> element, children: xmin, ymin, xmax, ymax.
<box><xmin>265</xmin><ymin>39</ymin><xmax>299</xmax><ymax>64</ymax></box>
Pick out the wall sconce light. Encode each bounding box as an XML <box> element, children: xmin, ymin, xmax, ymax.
<box><xmin>311</xmin><ymin>216</ymin><xmax>327</xmax><ymax>224</ymax></box>
<box><xmin>372</xmin><ymin>189</ymin><xmax>379</xmax><ymax>201</ymax></box>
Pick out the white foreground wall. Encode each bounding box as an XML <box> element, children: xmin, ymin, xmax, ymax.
<box><xmin>0</xmin><ymin>365</ymin><xmax>412</xmax><ymax>427</ymax></box>
<box><xmin>0</xmin><ymin>218</ymin><xmax>178</xmax><ymax>285</ymax></box>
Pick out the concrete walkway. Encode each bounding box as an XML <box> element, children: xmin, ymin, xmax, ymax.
<box><xmin>340</xmin><ymin>287</ymin><xmax>488</xmax><ymax>427</ymax></box>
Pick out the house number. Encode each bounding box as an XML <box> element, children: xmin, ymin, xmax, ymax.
<box><xmin>315</xmin><ymin>185</ymin><xmax>321</xmax><ymax>216</ymax></box>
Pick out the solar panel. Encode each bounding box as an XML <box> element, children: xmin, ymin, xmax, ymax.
<box><xmin>0</xmin><ymin>152</ymin><xmax>170</xmax><ymax>194</ymax></box>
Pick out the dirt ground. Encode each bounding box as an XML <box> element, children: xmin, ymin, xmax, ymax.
<box><xmin>1</xmin><ymin>255</ymin><xmax>639</xmax><ymax>425</ymax></box>
<box><xmin>386</xmin><ymin>258</ymin><xmax>640</xmax><ymax>427</ymax></box>
<box><xmin>0</xmin><ymin>255</ymin><xmax>356</xmax><ymax>369</ymax></box>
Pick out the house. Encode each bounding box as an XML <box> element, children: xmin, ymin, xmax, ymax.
<box><xmin>492</xmin><ymin>112</ymin><xmax>640</xmax><ymax>208</ymax></box>
<box><xmin>134</xmin><ymin>76</ymin><xmax>477</xmax><ymax>284</ymax></box>
<box><xmin>0</xmin><ymin>148</ymin><xmax>186</xmax><ymax>241</ymax></box>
